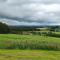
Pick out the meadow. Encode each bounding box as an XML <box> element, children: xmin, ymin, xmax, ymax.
<box><xmin>0</xmin><ymin>34</ymin><xmax>60</xmax><ymax>50</ymax></box>
<box><xmin>0</xmin><ymin>34</ymin><xmax>60</xmax><ymax>60</ymax></box>
<box><xmin>0</xmin><ymin>50</ymin><xmax>60</xmax><ymax>60</ymax></box>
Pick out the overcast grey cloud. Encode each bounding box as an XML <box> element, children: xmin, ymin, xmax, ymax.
<box><xmin>0</xmin><ymin>0</ymin><xmax>60</xmax><ymax>26</ymax></box>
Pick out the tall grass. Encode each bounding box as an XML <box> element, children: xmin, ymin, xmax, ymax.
<box><xmin>0</xmin><ymin>34</ymin><xmax>60</xmax><ymax>50</ymax></box>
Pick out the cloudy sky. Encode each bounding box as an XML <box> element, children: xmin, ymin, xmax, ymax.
<box><xmin>0</xmin><ymin>0</ymin><xmax>60</xmax><ymax>26</ymax></box>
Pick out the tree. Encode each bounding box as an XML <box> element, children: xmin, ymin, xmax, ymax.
<box><xmin>0</xmin><ymin>22</ymin><xmax>10</xmax><ymax>34</ymax></box>
<box><xmin>48</xmin><ymin>26</ymin><xmax>59</xmax><ymax>35</ymax></box>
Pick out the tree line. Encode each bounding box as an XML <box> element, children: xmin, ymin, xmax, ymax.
<box><xmin>0</xmin><ymin>22</ymin><xmax>59</xmax><ymax>35</ymax></box>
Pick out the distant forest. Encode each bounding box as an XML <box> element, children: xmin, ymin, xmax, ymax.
<box><xmin>0</xmin><ymin>22</ymin><xmax>60</xmax><ymax>35</ymax></box>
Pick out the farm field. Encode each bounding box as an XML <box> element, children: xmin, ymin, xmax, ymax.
<box><xmin>0</xmin><ymin>50</ymin><xmax>60</xmax><ymax>60</ymax></box>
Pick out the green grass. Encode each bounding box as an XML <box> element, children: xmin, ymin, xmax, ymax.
<box><xmin>55</xmin><ymin>32</ymin><xmax>60</xmax><ymax>34</ymax></box>
<box><xmin>0</xmin><ymin>50</ymin><xmax>60</xmax><ymax>60</ymax></box>
<box><xmin>0</xmin><ymin>34</ymin><xmax>60</xmax><ymax>60</ymax></box>
<box><xmin>0</xmin><ymin>34</ymin><xmax>60</xmax><ymax>43</ymax></box>
<box><xmin>0</xmin><ymin>34</ymin><xmax>60</xmax><ymax>50</ymax></box>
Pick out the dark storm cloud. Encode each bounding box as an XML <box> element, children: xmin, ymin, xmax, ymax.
<box><xmin>0</xmin><ymin>0</ymin><xmax>60</xmax><ymax>26</ymax></box>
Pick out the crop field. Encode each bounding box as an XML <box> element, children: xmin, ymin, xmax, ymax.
<box><xmin>0</xmin><ymin>34</ymin><xmax>60</xmax><ymax>60</ymax></box>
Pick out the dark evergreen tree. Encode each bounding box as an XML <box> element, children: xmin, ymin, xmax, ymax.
<box><xmin>0</xmin><ymin>22</ymin><xmax>10</xmax><ymax>34</ymax></box>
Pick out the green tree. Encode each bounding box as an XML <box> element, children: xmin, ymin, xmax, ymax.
<box><xmin>0</xmin><ymin>22</ymin><xmax>10</xmax><ymax>34</ymax></box>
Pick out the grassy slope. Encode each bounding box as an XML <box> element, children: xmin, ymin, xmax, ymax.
<box><xmin>0</xmin><ymin>50</ymin><xmax>60</xmax><ymax>60</ymax></box>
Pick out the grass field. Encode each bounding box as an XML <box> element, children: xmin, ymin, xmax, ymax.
<box><xmin>0</xmin><ymin>34</ymin><xmax>60</xmax><ymax>60</ymax></box>
<box><xmin>0</xmin><ymin>34</ymin><xmax>60</xmax><ymax>50</ymax></box>
<box><xmin>0</xmin><ymin>34</ymin><xmax>60</xmax><ymax>43</ymax></box>
<box><xmin>0</xmin><ymin>50</ymin><xmax>60</xmax><ymax>60</ymax></box>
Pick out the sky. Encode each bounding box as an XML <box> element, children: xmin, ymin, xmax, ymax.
<box><xmin>0</xmin><ymin>0</ymin><xmax>60</xmax><ymax>26</ymax></box>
